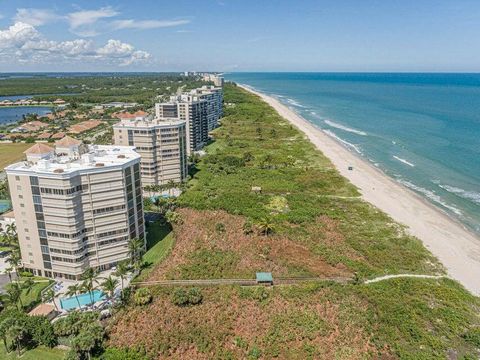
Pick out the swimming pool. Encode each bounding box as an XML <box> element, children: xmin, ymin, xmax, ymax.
<box><xmin>60</xmin><ymin>290</ymin><xmax>105</xmax><ymax>310</ymax></box>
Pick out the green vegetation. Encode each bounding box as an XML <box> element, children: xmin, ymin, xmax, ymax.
<box><xmin>2</xmin><ymin>280</ymin><xmax>52</xmax><ymax>312</ymax></box>
<box><xmin>0</xmin><ymin>143</ymin><xmax>30</xmax><ymax>170</ymax></box>
<box><xmin>0</xmin><ymin>74</ymin><xmax>207</xmax><ymax>106</ymax></box>
<box><xmin>171</xmin><ymin>287</ymin><xmax>203</xmax><ymax>307</ymax></box>
<box><xmin>0</xmin><ymin>309</ymin><xmax>58</xmax><ymax>357</ymax></box>
<box><xmin>178</xmin><ymin>84</ymin><xmax>440</xmax><ymax>279</ymax></box>
<box><xmin>134</xmin><ymin>222</ymin><xmax>175</xmax><ymax>282</ymax></box>
<box><xmin>107</xmin><ymin>84</ymin><xmax>480</xmax><ymax>358</ymax></box>
<box><xmin>0</xmin><ymin>345</ymin><xmax>64</xmax><ymax>360</ymax></box>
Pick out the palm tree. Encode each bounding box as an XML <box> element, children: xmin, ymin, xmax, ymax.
<box><xmin>256</xmin><ymin>218</ymin><xmax>276</xmax><ymax>236</ymax></box>
<box><xmin>114</xmin><ymin>261</ymin><xmax>129</xmax><ymax>292</ymax></box>
<box><xmin>167</xmin><ymin>180</ymin><xmax>176</xmax><ymax>197</ymax></box>
<box><xmin>5</xmin><ymin>223</ymin><xmax>17</xmax><ymax>246</ymax></box>
<box><xmin>154</xmin><ymin>197</ymin><xmax>162</xmax><ymax>213</ymax></box>
<box><xmin>7</xmin><ymin>283</ymin><xmax>22</xmax><ymax>310</ymax></box>
<box><xmin>99</xmin><ymin>276</ymin><xmax>118</xmax><ymax>300</ymax></box>
<box><xmin>6</xmin><ymin>250</ymin><xmax>21</xmax><ymax>278</ymax></box>
<box><xmin>8</xmin><ymin>323</ymin><xmax>25</xmax><ymax>357</ymax></box>
<box><xmin>43</xmin><ymin>288</ymin><xmax>59</xmax><ymax>312</ymax></box>
<box><xmin>128</xmin><ymin>238</ymin><xmax>145</xmax><ymax>265</ymax></box>
<box><xmin>5</xmin><ymin>267</ymin><xmax>13</xmax><ymax>283</ymax></box>
<box><xmin>65</xmin><ymin>284</ymin><xmax>82</xmax><ymax>309</ymax></box>
<box><xmin>80</xmin><ymin>268</ymin><xmax>98</xmax><ymax>306</ymax></box>
<box><xmin>22</xmin><ymin>278</ymin><xmax>34</xmax><ymax>298</ymax></box>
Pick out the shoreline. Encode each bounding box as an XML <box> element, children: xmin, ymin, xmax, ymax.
<box><xmin>239</xmin><ymin>83</ymin><xmax>480</xmax><ymax>296</ymax></box>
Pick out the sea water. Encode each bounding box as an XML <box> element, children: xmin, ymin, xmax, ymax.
<box><xmin>225</xmin><ymin>73</ymin><xmax>480</xmax><ymax>235</ymax></box>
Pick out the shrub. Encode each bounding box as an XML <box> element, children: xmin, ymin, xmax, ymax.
<box><xmin>463</xmin><ymin>328</ymin><xmax>480</xmax><ymax>347</ymax></box>
<box><xmin>100</xmin><ymin>347</ymin><xmax>149</xmax><ymax>360</ymax></box>
<box><xmin>171</xmin><ymin>287</ymin><xmax>203</xmax><ymax>307</ymax></box>
<box><xmin>27</xmin><ymin>315</ymin><xmax>57</xmax><ymax>347</ymax></box>
<box><xmin>20</xmin><ymin>271</ymin><xmax>33</xmax><ymax>277</ymax></box>
<box><xmin>215</xmin><ymin>223</ymin><xmax>226</xmax><ymax>233</ymax></box>
<box><xmin>134</xmin><ymin>288</ymin><xmax>152</xmax><ymax>306</ymax></box>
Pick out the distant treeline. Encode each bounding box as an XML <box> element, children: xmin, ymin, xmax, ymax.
<box><xmin>0</xmin><ymin>74</ymin><xmax>209</xmax><ymax>106</ymax></box>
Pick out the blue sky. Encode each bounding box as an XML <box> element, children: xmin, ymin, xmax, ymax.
<box><xmin>1</xmin><ymin>0</ymin><xmax>480</xmax><ymax>72</ymax></box>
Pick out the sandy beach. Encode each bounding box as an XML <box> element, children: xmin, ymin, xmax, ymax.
<box><xmin>240</xmin><ymin>84</ymin><xmax>480</xmax><ymax>296</ymax></box>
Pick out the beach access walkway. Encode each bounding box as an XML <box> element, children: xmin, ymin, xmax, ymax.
<box><xmin>132</xmin><ymin>274</ymin><xmax>448</xmax><ymax>288</ymax></box>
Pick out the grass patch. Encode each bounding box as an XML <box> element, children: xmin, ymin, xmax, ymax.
<box><xmin>0</xmin><ymin>143</ymin><xmax>31</xmax><ymax>170</ymax></box>
<box><xmin>0</xmin><ymin>345</ymin><xmax>65</xmax><ymax>360</ymax></box>
<box><xmin>2</xmin><ymin>280</ymin><xmax>52</xmax><ymax>311</ymax></box>
<box><xmin>135</xmin><ymin>221</ymin><xmax>175</xmax><ymax>282</ymax></box>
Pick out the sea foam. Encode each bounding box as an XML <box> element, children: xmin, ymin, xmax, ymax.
<box><xmin>397</xmin><ymin>179</ymin><xmax>463</xmax><ymax>216</ymax></box>
<box><xmin>323</xmin><ymin>130</ymin><xmax>362</xmax><ymax>154</ymax></box>
<box><xmin>324</xmin><ymin>120</ymin><xmax>367</xmax><ymax>136</ymax></box>
<box><xmin>286</xmin><ymin>98</ymin><xmax>306</xmax><ymax>108</ymax></box>
<box><xmin>393</xmin><ymin>156</ymin><xmax>415</xmax><ymax>167</ymax></box>
<box><xmin>437</xmin><ymin>184</ymin><xmax>480</xmax><ymax>206</ymax></box>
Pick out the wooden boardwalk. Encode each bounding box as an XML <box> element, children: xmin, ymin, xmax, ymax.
<box><xmin>133</xmin><ymin>276</ymin><xmax>351</xmax><ymax>288</ymax></box>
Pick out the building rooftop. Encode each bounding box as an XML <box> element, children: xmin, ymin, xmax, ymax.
<box><xmin>113</xmin><ymin>117</ymin><xmax>186</xmax><ymax>129</ymax></box>
<box><xmin>6</xmin><ymin>144</ymin><xmax>140</xmax><ymax>175</ymax></box>
<box><xmin>28</xmin><ymin>303</ymin><xmax>57</xmax><ymax>317</ymax></box>
<box><xmin>23</xmin><ymin>143</ymin><xmax>54</xmax><ymax>155</ymax></box>
<box><xmin>55</xmin><ymin>135</ymin><xmax>82</xmax><ymax>147</ymax></box>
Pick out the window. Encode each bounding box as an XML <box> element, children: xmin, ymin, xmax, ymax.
<box><xmin>15</xmin><ymin>176</ymin><xmax>20</xmax><ymax>181</ymax></box>
<box><xmin>24</xmin><ymin>228</ymin><xmax>29</xmax><ymax>233</ymax></box>
<box><xmin>19</xmin><ymin>195</ymin><xmax>23</xmax><ymax>199</ymax></box>
<box><xmin>16</xmin><ymin>185</ymin><xmax>22</xmax><ymax>190</ymax></box>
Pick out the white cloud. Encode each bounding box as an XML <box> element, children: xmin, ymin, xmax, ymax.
<box><xmin>67</xmin><ymin>6</ymin><xmax>119</xmax><ymax>36</ymax></box>
<box><xmin>111</xmin><ymin>19</ymin><xmax>190</xmax><ymax>30</ymax></box>
<box><xmin>97</xmin><ymin>39</ymin><xmax>151</xmax><ymax>66</ymax></box>
<box><xmin>14</xmin><ymin>8</ymin><xmax>61</xmax><ymax>26</ymax></box>
<box><xmin>0</xmin><ymin>22</ymin><xmax>40</xmax><ymax>49</ymax></box>
<box><xmin>0</xmin><ymin>22</ymin><xmax>151</xmax><ymax>67</ymax></box>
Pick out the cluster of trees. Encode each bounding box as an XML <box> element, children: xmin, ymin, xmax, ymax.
<box><xmin>0</xmin><ymin>180</ymin><xmax>10</xmax><ymax>200</ymax></box>
<box><xmin>0</xmin><ymin>309</ymin><xmax>56</xmax><ymax>356</ymax></box>
<box><xmin>54</xmin><ymin>311</ymin><xmax>104</xmax><ymax>360</ymax></box>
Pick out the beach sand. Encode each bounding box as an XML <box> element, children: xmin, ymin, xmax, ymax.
<box><xmin>240</xmin><ymin>84</ymin><xmax>480</xmax><ymax>296</ymax></box>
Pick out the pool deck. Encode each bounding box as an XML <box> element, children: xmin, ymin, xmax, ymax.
<box><xmin>50</xmin><ymin>268</ymin><xmax>134</xmax><ymax>313</ymax></box>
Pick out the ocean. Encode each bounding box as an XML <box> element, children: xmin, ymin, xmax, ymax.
<box><xmin>225</xmin><ymin>73</ymin><xmax>480</xmax><ymax>235</ymax></box>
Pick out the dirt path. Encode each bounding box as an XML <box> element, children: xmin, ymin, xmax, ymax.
<box><xmin>364</xmin><ymin>274</ymin><xmax>446</xmax><ymax>284</ymax></box>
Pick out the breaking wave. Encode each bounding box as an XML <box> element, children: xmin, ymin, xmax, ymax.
<box><xmin>393</xmin><ymin>156</ymin><xmax>415</xmax><ymax>167</ymax></box>
<box><xmin>437</xmin><ymin>184</ymin><xmax>480</xmax><ymax>206</ymax></box>
<box><xmin>324</xmin><ymin>120</ymin><xmax>367</xmax><ymax>136</ymax></box>
<box><xmin>323</xmin><ymin>130</ymin><xmax>362</xmax><ymax>154</ymax></box>
<box><xmin>397</xmin><ymin>179</ymin><xmax>463</xmax><ymax>216</ymax></box>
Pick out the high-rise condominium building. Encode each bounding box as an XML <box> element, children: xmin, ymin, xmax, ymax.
<box><xmin>5</xmin><ymin>137</ymin><xmax>144</xmax><ymax>280</ymax></box>
<box><xmin>155</xmin><ymin>94</ymin><xmax>208</xmax><ymax>154</ymax></box>
<box><xmin>202</xmin><ymin>74</ymin><xmax>224</xmax><ymax>87</ymax></box>
<box><xmin>113</xmin><ymin>118</ymin><xmax>188</xmax><ymax>186</ymax></box>
<box><xmin>189</xmin><ymin>86</ymin><xmax>223</xmax><ymax>131</ymax></box>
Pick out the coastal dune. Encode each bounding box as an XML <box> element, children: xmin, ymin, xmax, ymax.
<box><xmin>240</xmin><ymin>84</ymin><xmax>480</xmax><ymax>296</ymax></box>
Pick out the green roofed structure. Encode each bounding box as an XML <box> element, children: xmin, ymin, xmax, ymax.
<box><xmin>256</xmin><ymin>272</ymin><xmax>273</xmax><ymax>285</ymax></box>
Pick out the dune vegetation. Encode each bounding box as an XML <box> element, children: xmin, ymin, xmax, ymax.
<box><xmin>108</xmin><ymin>83</ymin><xmax>480</xmax><ymax>359</ymax></box>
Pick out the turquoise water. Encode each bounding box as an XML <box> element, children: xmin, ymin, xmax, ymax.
<box><xmin>0</xmin><ymin>200</ymin><xmax>11</xmax><ymax>213</ymax></box>
<box><xmin>60</xmin><ymin>290</ymin><xmax>105</xmax><ymax>310</ymax></box>
<box><xmin>226</xmin><ymin>73</ymin><xmax>480</xmax><ymax>235</ymax></box>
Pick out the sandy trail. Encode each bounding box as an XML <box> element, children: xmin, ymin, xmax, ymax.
<box><xmin>240</xmin><ymin>84</ymin><xmax>480</xmax><ymax>296</ymax></box>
